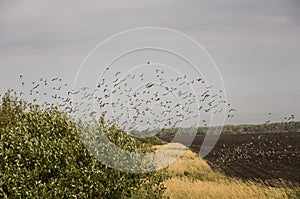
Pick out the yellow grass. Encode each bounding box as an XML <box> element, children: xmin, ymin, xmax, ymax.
<box><xmin>167</xmin><ymin>150</ymin><xmax>224</xmax><ymax>181</ymax></box>
<box><xmin>160</xmin><ymin>144</ymin><xmax>293</xmax><ymax>199</ymax></box>
<box><xmin>164</xmin><ymin>177</ymin><xmax>288</xmax><ymax>199</ymax></box>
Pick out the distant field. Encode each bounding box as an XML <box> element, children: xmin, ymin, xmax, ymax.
<box><xmin>162</xmin><ymin>145</ymin><xmax>299</xmax><ymax>199</ymax></box>
<box><xmin>160</xmin><ymin>132</ymin><xmax>300</xmax><ymax>186</ymax></box>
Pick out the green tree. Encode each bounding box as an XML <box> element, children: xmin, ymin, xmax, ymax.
<box><xmin>0</xmin><ymin>92</ymin><xmax>168</xmax><ymax>198</ymax></box>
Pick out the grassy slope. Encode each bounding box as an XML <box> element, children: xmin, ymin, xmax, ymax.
<box><xmin>161</xmin><ymin>144</ymin><xmax>298</xmax><ymax>199</ymax></box>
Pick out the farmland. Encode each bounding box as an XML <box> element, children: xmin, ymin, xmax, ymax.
<box><xmin>160</xmin><ymin>132</ymin><xmax>300</xmax><ymax>186</ymax></box>
<box><xmin>163</xmin><ymin>147</ymin><xmax>296</xmax><ymax>199</ymax></box>
<box><xmin>1</xmin><ymin>92</ymin><xmax>300</xmax><ymax>198</ymax></box>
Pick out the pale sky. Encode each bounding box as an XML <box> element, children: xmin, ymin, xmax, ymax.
<box><xmin>0</xmin><ymin>0</ymin><xmax>300</xmax><ymax>125</ymax></box>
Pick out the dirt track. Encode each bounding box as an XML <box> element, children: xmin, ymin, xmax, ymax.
<box><xmin>159</xmin><ymin>132</ymin><xmax>300</xmax><ymax>186</ymax></box>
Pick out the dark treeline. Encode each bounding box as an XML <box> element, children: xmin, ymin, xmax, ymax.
<box><xmin>220</xmin><ymin>121</ymin><xmax>300</xmax><ymax>134</ymax></box>
<box><xmin>155</xmin><ymin>121</ymin><xmax>300</xmax><ymax>137</ymax></box>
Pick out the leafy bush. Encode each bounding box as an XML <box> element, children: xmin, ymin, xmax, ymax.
<box><xmin>0</xmin><ymin>92</ymin><xmax>168</xmax><ymax>198</ymax></box>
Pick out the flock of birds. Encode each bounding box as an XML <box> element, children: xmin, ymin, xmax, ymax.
<box><xmin>2</xmin><ymin>62</ymin><xmax>238</xmax><ymax>133</ymax></box>
<box><xmin>1</xmin><ymin>61</ymin><xmax>297</xmax><ymax>135</ymax></box>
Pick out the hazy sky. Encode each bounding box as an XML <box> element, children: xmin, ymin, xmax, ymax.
<box><xmin>0</xmin><ymin>0</ymin><xmax>300</xmax><ymax>125</ymax></box>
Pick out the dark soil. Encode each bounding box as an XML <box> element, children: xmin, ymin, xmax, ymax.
<box><xmin>159</xmin><ymin>132</ymin><xmax>300</xmax><ymax>186</ymax></box>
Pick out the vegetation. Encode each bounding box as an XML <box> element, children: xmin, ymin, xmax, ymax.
<box><xmin>220</xmin><ymin>122</ymin><xmax>300</xmax><ymax>134</ymax></box>
<box><xmin>0</xmin><ymin>92</ymin><xmax>168</xmax><ymax>198</ymax></box>
<box><xmin>1</xmin><ymin>91</ymin><xmax>299</xmax><ymax>198</ymax></box>
<box><xmin>156</xmin><ymin>121</ymin><xmax>300</xmax><ymax>137</ymax></box>
<box><xmin>162</xmin><ymin>146</ymin><xmax>300</xmax><ymax>199</ymax></box>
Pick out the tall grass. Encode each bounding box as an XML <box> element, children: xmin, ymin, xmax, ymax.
<box><xmin>162</xmin><ymin>145</ymin><xmax>299</xmax><ymax>199</ymax></box>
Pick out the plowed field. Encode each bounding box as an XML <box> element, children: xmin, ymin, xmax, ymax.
<box><xmin>159</xmin><ymin>132</ymin><xmax>300</xmax><ymax>186</ymax></box>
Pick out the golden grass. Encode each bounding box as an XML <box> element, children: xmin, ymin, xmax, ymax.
<box><xmin>167</xmin><ymin>150</ymin><xmax>224</xmax><ymax>181</ymax></box>
<box><xmin>164</xmin><ymin>177</ymin><xmax>288</xmax><ymax>199</ymax></box>
<box><xmin>161</xmin><ymin>144</ymin><xmax>294</xmax><ymax>199</ymax></box>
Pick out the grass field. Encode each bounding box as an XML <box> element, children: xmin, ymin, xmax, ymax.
<box><xmin>160</xmin><ymin>144</ymin><xmax>299</xmax><ymax>199</ymax></box>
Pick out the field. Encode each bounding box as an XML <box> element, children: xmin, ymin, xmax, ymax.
<box><xmin>1</xmin><ymin>93</ymin><xmax>300</xmax><ymax>198</ymax></box>
<box><xmin>161</xmin><ymin>144</ymin><xmax>298</xmax><ymax>199</ymax></box>
<box><xmin>160</xmin><ymin>132</ymin><xmax>300</xmax><ymax>186</ymax></box>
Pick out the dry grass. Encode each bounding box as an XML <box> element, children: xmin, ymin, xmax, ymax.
<box><xmin>161</xmin><ymin>144</ymin><xmax>295</xmax><ymax>199</ymax></box>
<box><xmin>164</xmin><ymin>177</ymin><xmax>289</xmax><ymax>199</ymax></box>
<box><xmin>167</xmin><ymin>150</ymin><xmax>224</xmax><ymax>181</ymax></box>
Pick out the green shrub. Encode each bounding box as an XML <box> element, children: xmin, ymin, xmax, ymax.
<box><xmin>0</xmin><ymin>92</ymin><xmax>168</xmax><ymax>198</ymax></box>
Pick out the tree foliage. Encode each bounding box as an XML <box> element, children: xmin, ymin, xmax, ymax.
<box><xmin>0</xmin><ymin>92</ymin><xmax>168</xmax><ymax>198</ymax></box>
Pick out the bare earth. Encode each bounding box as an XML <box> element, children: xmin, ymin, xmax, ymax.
<box><xmin>160</xmin><ymin>132</ymin><xmax>300</xmax><ymax>186</ymax></box>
